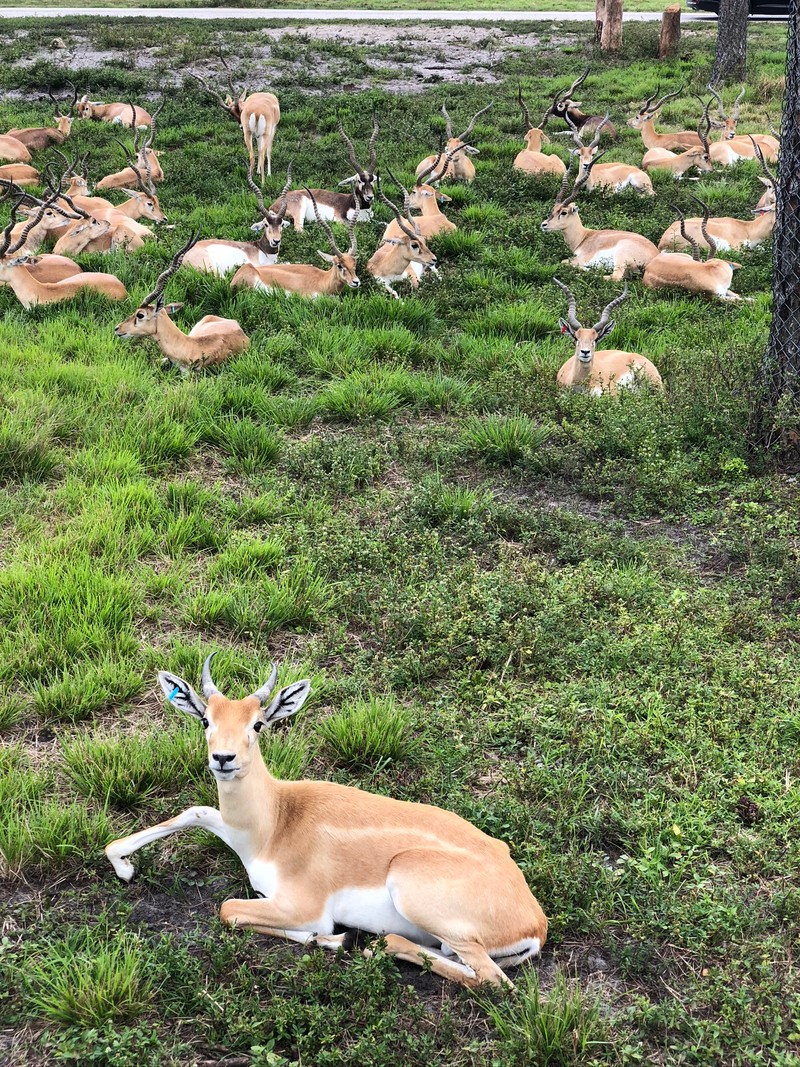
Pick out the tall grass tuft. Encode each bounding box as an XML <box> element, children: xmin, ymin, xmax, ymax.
<box><xmin>318</xmin><ymin>694</ymin><xmax>413</xmax><ymax>769</ymax></box>
<box><xmin>463</xmin><ymin>414</ymin><xmax>551</xmax><ymax>466</ymax></box>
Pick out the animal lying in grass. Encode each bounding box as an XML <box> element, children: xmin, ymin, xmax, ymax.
<box><xmin>106</xmin><ymin>655</ymin><xmax>548</xmax><ymax>989</ymax></box>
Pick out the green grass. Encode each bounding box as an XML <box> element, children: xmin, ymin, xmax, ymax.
<box><xmin>0</xmin><ymin>15</ymin><xmax>796</xmax><ymax>1067</ymax></box>
<box><xmin>0</xmin><ymin>0</ymin><xmax>691</xmax><ymax>10</ymax></box>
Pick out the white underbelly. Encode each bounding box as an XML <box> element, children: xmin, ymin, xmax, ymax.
<box><xmin>303</xmin><ymin>199</ymin><xmax>337</xmax><ymax>223</ymax></box>
<box><xmin>581</xmin><ymin>249</ymin><xmax>617</xmax><ymax>269</ymax></box>
<box><xmin>205</xmin><ymin>245</ymin><xmax>251</xmax><ymax>275</ymax></box>
<box><xmin>329</xmin><ymin>886</ymin><xmax>437</xmax><ymax>945</ymax></box>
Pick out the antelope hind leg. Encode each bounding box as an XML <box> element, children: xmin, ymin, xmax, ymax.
<box><xmin>366</xmin><ymin>934</ymin><xmax>508</xmax><ymax>989</ymax></box>
<box><xmin>219</xmin><ymin>895</ymin><xmax>346</xmax><ymax>949</ymax></box>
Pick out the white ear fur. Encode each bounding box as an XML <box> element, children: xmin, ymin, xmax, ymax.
<box><xmin>559</xmin><ymin>317</ymin><xmax>576</xmax><ymax>339</ymax></box>
<box><xmin>317</xmin><ymin>250</ymin><xmax>334</xmax><ymax>264</ymax></box>
<box><xmin>596</xmin><ymin>320</ymin><xmax>615</xmax><ymax>341</ymax></box>
<box><xmin>262</xmin><ymin>680</ymin><xmax>311</xmax><ymax>725</ymax></box>
<box><xmin>157</xmin><ymin>671</ymin><xmax>207</xmax><ymax>719</ymax></box>
<box><xmin>119</xmin><ymin>188</ymin><xmax>142</xmax><ymax>199</ymax></box>
<box><xmin>165</xmin><ymin>302</ymin><xmax>184</xmax><ymax>315</ymax></box>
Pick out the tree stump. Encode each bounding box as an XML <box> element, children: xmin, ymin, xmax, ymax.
<box><xmin>600</xmin><ymin>0</ymin><xmax>624</xmax><ymax>51</ymax></box>
<box><xmin>658</xmin><ymin>4</ymin><xmax>682</xmax><ymax>59</ymax></box>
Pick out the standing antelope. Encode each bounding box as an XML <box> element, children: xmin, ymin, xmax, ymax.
<box><xmin>541</xmin><ymin>67</ymin><xmax>618</xmax><ymax>140</ymax></box>
<box><xmin>231</xmin><ymin>189</ymin><xmax>359</xmax><ymax>298</ymax></box>
<box><xmin>554</xmin><ymin>279</ymin><xmax>662</xmax><ymax>394</ymax></box>
<box><xmin>562</xmin><ymin>114</ymin><xmax>653</xmax><ymax>195</ymax></box>
<box><xmin>706</xmin><ymin>84</ymin><xmax>779</xmax><ymax>160</ymax></box>
<box><xmin>115</xmin><ymin>234</ymin><xmax>249</xmax><ymax>370</ymax></box>
<box><xmin>275</xmin><ymin>117</ymin><xmax>379</xmax><ymax>232</ymax></box>
<box><xmin>6</xmin><ymin>86</ymin><xmax>77</xmax><ymax>151</ymax></box>
<box><xmin>97</xmin><ymin>105</ymin><xmax>164</xmax><ymax>190</ymax></box>
<box><xmin>369</xmin><ymin>185</ymin><xmax>437</xmax><ymax>298</ymax></box>
<box><xmin>641</xmin><ymin>103</ymin><xmax>713</xmax><ymax>178</ymax></box>
<box><xmin>643</xmin><ymin>201</ymin><xmax>742</xmax><ymax>300</ymax></box>
<box><xmin>185</xmin><ymin>164</ymin><xmax>292</xmax><ymax>276</ymax></box>
<box><xmin>629</xmin><ymin>87</ymin><xmax>703</xmax><ymax>151</ymax></box>
<box><xmin>415</xmin><ymin>103</ymin><xmax>492</xmax><ymax>183</ymax></box>
<box><xmin>540</xmin><ymin>158</ymin><xmax>659</xmax><ymax>282</ymax></box>
<box><xmin>513</xmin><ymin>88</ymin><xmax>566</xmax><ymax>177</ymax></box>
<box><xmin>191</xmin><ymin>70</ymin><xmax>279</xmax><ymax>179</ymax></box>
<box><xmin>106</xmin><ymin>656</ymin><xmax>548</xmax><ymax>988</ymax></box>
<box><xmin>77</xmin><ymin>95</ymin><xmax>152</xmax><ymax>128</ymax></box>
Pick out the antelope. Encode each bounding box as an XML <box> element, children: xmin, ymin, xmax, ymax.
<box><xmin>185</xmin><ymin>164</ymin><xmax>292</xmax><ymax>276</ymax></box>
<box><xmin>629</xmin><ymin>87</ymin><xmax>703</xmax><ymax>151</ymax></box>
<box><xmin>53</xmin><ymin>215</ymin><xmax>113</xmax><ymax>256</ymax></box>
<box><xmin>415</xmin><ymin>103</ymin><xmax>493</xmax><ymax>183</ymax></box>
<box><xmin>554</xmin><ymin>279</ymin><xmax>662</xmax><ymax>394</ymax></box>
<box><xmin>706</xmin><ymin>84</ymin><xmax>779</xmax><ymax>159</ymax></box>
<box><xmin>643</xmin><ymin>201</ymin><xmax>742</xmax><ymax>301</ymax></box>
<box><xmin>562</xmin><ymin>114</ymin><xmax>653</xmax><ymax>195</ymax></box>
<box><xmin>0</xmin><ymin>164</ymin><xmax>39</xmax><ymax>186</ymax></box>
<box><xmin>540</xmin><ymin>67</ymin><xmax>619</xmax><ymax>140</ymax></box>
<box><xmin>191</xmin><ymin>68</ymin><xmax>279</xmax><ymax>179</ymax></box>
<box><xmin>97</xmin><ymin>105</ymin><xmax>164</xmax><ymax>191</ymax></box>
<box><xmin>105</xmin><ymin>656</ymin><xmax>548</xmax><ymax>988</ymax></box>
<box><xmin>0</xmin><ymin>193</ymin><xmax>83</xmax><ymax>284</ymax></box>
<box><xmin>0</xmin><ymin>203</ymin><xmax>126</xmax><ymax>308</ymax></box>
<box><xmin>751</xmin><ymin>140</ymin><xmax>777</xmax><ymax>211</ymax></box>
<box><xmin>539</xmin><ymin>158</ymin><xmax>659</xmax><ymax>282</ymax></box>
<box><xmin>642</xmin><ymin>101</ymin><xmax>713</xmax><ymax>178</ymax></box>
<box><xmin>275</xmin><ymin>117</ymin><xmax>379</xmax><ymax>232</ymax></box>
<box><xmin>115</xmin><ymin>234</ymin><xmax>249</xmax><ymax>371</ymax></box>
<box><xmin>381</xmin><ymin>153</ymin><xmax>461</xmax><ymax>242</ymax></box>
<box><xmin>231</xmin><ymin>189</ymin><xmax>359</xmax><ymax>298</ymax></box>
<box><xmin>513</xmin><ymin>88</ymin><xmax>566</xmax><ymax>177</ymax></box>
<box><xmin>0</xmin><ymin>135</ymin><xmax>32</xmax><ymax>164</ymax></box>
<box><xmin>368</xmin><ymin>185</ymin><xmax>437</xmax><ymax>298</ymax></box>
<box><xmin>77</xmin><ymin>95</ymin><xmax>152</xmax><ymax>128</ymax></box>
<box><xmin>6</xmin><ymin>85</ymin><xmax>77</xmax><ymax>151</ymax></box>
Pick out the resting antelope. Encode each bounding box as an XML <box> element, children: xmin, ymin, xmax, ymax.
<box><xmin>105</xmin><ymin>656</ymin><xmax>548</xmax><ymax>988</ymax></box>
<box><xmin>368</xmin><ymin>185</ymin><xmax>437</xmax><ymax>298</ymax></box>
<box><xmin>0</xmin><ymin>164</ymin><xmax>39</xmax><ymax>186</ymax></box>
<box><xmin>77</xmin><ymin>95</ymin><xmax>152</xmax><ymax>128</ymax></box>
<box><xmin>53</xmin><ymin>215</ymin><xmax>114</xmax><ymax>256</ymax></box>
<box><xmin>540</xmin><ymin>158</ymin><xmax>659</xmax><ymax>282</ymax></box>
<box><xmin>115</xmin><ymin>234</ymin><xmax>249</xmax><ymax>370</ymax></box>
<box><xmin>6</xmin><ymin>86</ymin><xmax>77</xmax><ymax>151</ymax></box>
<box><xmin>275</xmin><ymin>117</ymin><xmax>379</xmax><ymax>231</ymax></box>
<box><xmin>415</xmin><ymin>103</ymin><xmax>492</xmax><ymax>183</ymax></box>
<box><xmin>751</xmin><ymin>140</ymin><xmax>777</xmax><ymax>211</ymax></box>
<box><xmin>0</xmin><ymin>135</ymin><xmax>32</xmax><ymax>164</ymax></box>
<box><xmin>562</xmin><ymin>114</ymin><xmax>653</xmax><ymax>195</ymax></box>
<box><xmin>382</xmin><ymin>152</ymin><xmax>462</xmax><ymax>242</ymax></box>
<box><xmin>191</xmin><ymin>69</ymin><xmax>279</xmax><ymax>179</ymax></box>
<box><xmin>706</xmin><ymin>84</ymin><xmax>779</xmax><ymax>160</ymax></box>
<box><xmin>541</xmin><ymin>67</ymin><xmax>619</xmax><ymax>140</ymax></box>
<box><xmin>0</xmin><ymin>193</ymin><xmax>82</xmax><ymax>284</ymax></box>
<box><xmin>97</xmin><ymin>104</ymin><xmax>164</xmax><ymax>190</ymax></box>
<box><xmin>641</xmin><ymin>104</ymin><xmax>713</xmax><ymax>178</ymax></box>
<box><xmin>231</xmin><ymin>189</ymin><xmax>359</xmax><ymax>298</ymax></box>
<box><xmin>0</xmin><ymin>202</ymin><xmax>126</xmax><ymax>308</ymax></box>
<box><xmin>513</xmin><ymin>88</ymin><xmax>566</xmax><ymax>177</ymax></box>
<box><xmin>185</xmin><ymin>164</ymin><xmax>292</xmax><ymax>276</ymax></box>
<box><xmin>643</xmin><ymin>201</ymin><xmax>742</xmax><ymax>301</ymax></box>
<box><xmin>629</xmin><ymin>87</ymin><xmax>703</xmax><ymax>151</ymax></box>
<box><xmin>554</xmin><ymin>278</ymin><xmax>662</xmax><ymax>394</ymax></box>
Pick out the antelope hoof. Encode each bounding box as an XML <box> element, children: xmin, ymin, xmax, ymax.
<box><xmin>105</xmin><ymin>847</ymin><xmax>135</xmax><ymax>883</ymax></box>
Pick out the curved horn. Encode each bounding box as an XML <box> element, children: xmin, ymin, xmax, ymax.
<box><xmin>441</xmin><ymin>103</ymin><xmax>453</xmax><ymax>139</ymax></box>
<box><xmin>706</xmin><ymin>83</ymin><xmax>726</xmax><ymax>121</ymax></box>
<box><xmin>304</xmin><ymin>187</ymin><xmax>342</xmax><ymax>256</ymax></box>
<box><xmin>67</xmin><ymin>81</ymin><xmax>79</xmax><ymax>118</ymax></box>
<box><xmin>250</xmin><ymin>663</ymin><xmax>278</xmax><ymax>706</ymax></box>
<box><xmin>766</xmin><ymin>112</ymin><xmax>780</xmax><ymax>140</ymax></box>
<box><xmin>518</xmin><ymin>86</ymin><xmax>533</xmax><ymax>132</ymax></box>
<box><xmin>428</xmin><ymin>141</ymin><xmax>469</xmax><ymax>185</ymax></box>
<box><xmin>560</xmin><ymin>151</ymin><xmax>594</xmax><ymax>209</ymax></box>
<box><xmin>247</xmin><ymin>162</ymin><xmax>270</xmax><ymax>219</ymax></box>
<box><xmin>670</xmin><ymin>202</ymin><xmax>701</xmax><ymax>262</ymax></box>
<box><xmin>0</xmin><ymin>200</ymin><xmax>22</xmax><ymax>258</ymax></box>
<box><xmin>696</xmin><ymin>96</ymin><xmax>712</xmax><ymax>155</ymax></box>
<box><xmin>48</xmin><ymin>86</ymin><xmax>62</xmax><ymax>118</ymax></box>
<box><xmin>555</xmin><ymin>152</ymin><xmax>577</xmax><ymax>205</ymax></box>
<box><xmin>276</xmin><ymin>161</ymin><xmax>293</xmax><ymax>219</ymax></box>
<box><xmin>201</xmin><ymin>652</ymin><xmax>221</xmax><ymax>698</ymax></box>
<box><xmin>588</xmin><ymin>112</ymin><xmax>610</xmax><ymax>151</ymax></box>
<box><xmin>115</xmin><ymin>134</ymin><xmax>148</xmax><ymax>194</ymax></box>
<box><xmin>457</xmin><ymin>102</ymin><xmax>493</xmax><ymax>144</ymax></box>
<box><xmin>377</xmin><ymin>180</ymin><xmax>417</xmax><ymax>241</ymax></box>
<box><xmin>748</xmin><ymin>136</ymin><xmax>776</xmax><ymax>186</ymax></box>
<box><xmin>688</xmin><ymin>194</ymin><xmax>717</xmax><ymax>260</ymax></box>
<box><xmin>732</xmin><ymin>85</ymin><xmax>745</xmax><ymax>123</ymax></box>
<box><xmin>337</xmin><ymin>116</ymin><xmax>366</xmax><ymax>180</ymax></box>
<box><xmin>553</xmin><ymin>277</ymin><xmax>582</xmax><ymax>330</ymax></box>
<box><xmin>592</xmin><ymin>283</ymin><xmax>628</xmax><ymax>333</ymax></box>
<box><xmin>141</xmin><ymin>231</ymin><xmax>200</xmax><ymax>309</ymax></box>
<box><xmin>190</xmin><ymin>72</ymin><xmax>232</xmax><ymax>113</ymax></box>
<box><xmin>646</xmin><ymin>84</ymin><xmax>684</xmax><ymax>115</ymax></box>
<box><xmin>416</xmin><ymin>136</ymin><xmax>446</xmax><ymax>185</ymax></box>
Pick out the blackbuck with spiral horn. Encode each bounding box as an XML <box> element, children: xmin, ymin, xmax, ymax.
<box><xmin>185</xmin><ymin>163</ymin><xmax>292</xmax><ymax>276</ymax></box>
<box><xmin>554</xmin><ymin>278</ymin><xmax>662</xmax><ymax>394</ymax></box>
<box><xmin>643</xmin><ymin>200</ymin><xmax>742</xmax><ymax>300</ymax></box>
<box><xmin>274</xmin><ymin>117</ymin><xmax>378</xmax><ymax>231</ymax></box>
<box><xmin>415</xmin><ymin>103</ymin><xmax>493</xmax><ymax>183</ymax></box>
<box><xmin>191</xmin><ymin>65</ymin><xmax>280</xmax><ymax>180</ymax></box>
<box><xmin>561</xmin><ymin>113</ymin><xmax>653</xmax><ymax>195</ymax></box>
<box><xmin>115</xmin><ymin>233</ymin><xmax>249</xmax><ymax>370</ymax></box>
<box><xmin>540</xmin><ymin>67</ymin><xmax>618</xmax><ymax>140</ymax></box>
<box><xmin>382</xmin><ymin>151</ymin><xmax>463</xmax><ymax>242</ymax></box>
<box><xmin>97</xmin><ymin>104</ymin><xmax>165</xmax><ymax>191</ymax></box>
<box><xmin>512</xmin><ymin>87</ymin><xmax>566</xmax><ymax>177</ymax></box>
<box><xmin>705</xmin><ymin>84</ymin><xmax>779</xmax><ymax>160</ymax></box>
<box><xmin>0</xmin><ymin>188</ymin><xmax>83</xmax><ymax>284</ymax></box>
<box><xmin>641</xmin><ymin>101</ymin><xmax>713</xmax><ymax>178</ymax></box>
<box><xmin>105</xmin><ymin>655</ymin><xmax>548</xmax><ymax>989</ymax></box>
<box><xmin>6</xmin><ymin>84</ymin><xmax>77</xmax><ymax>151</ymax></box>
<box><xmin>369</xmin><ymin>183</ymin><xmax>437</xmax><ymax>298</ymax></box>
<box><xmin>540</xmin><ymin>156</ymin><xmax>659</xmax><ymax>282</ymax></box>
<box><xmin>231</xmin><ymin>188</ymin><xmax>359</xmax><ymax>297</ymax></box>
<box><xmin>629</xmin><ymin>86</ymin><xmax>703</xmax><ymax>151</ymax></box>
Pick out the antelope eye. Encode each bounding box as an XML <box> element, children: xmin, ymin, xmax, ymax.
<box><xmin>253</xmin><ymin>721</ymin><xmax>264</xmax><ymax>733</ymax></box>
<box><xmin>136</xmin><ymin>311</ymin><xmax>145</xmax><ymax>320</ymax></box>
<box><xmin>411</xmin><ymin>243</ymin><xmax>419</xmax><ymax>251</ymax></box>
<box><xmin>200</xmin><ymin>716</ymin><xmax>209</xmax><ymax>728</ymax></box>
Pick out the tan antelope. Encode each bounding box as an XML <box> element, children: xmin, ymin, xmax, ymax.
<box><xmin>115</xmin><ymin>234</ymin><xmax>249</xmax><ymax>371</ymax></box>
<box><xmin>0</xmin><ymin>164</ymin><xmax>40</xmax><ymax>186</ymax></box>
<box><xmin>540</xmin><ymin>158</ymin><xmax>659</xmax><ymax>282</ymax></box>
<box><xmin>368</xmin><ymin>184</ymin><xmax>438</xmax><ymax>298</ymax></box>
<box><xmin>53</xmin><ymin>215</ymin><xmax>113</xmax><ymax>256</ymax></box>
<box><xmin>0</xmin><ymin>192</ymin><xmax>83</xmax><ymax>284</ymax></box>
<box><xmin>185</xmin><ymin>164</ymin><xmax>292</xmax><ymax>276</ymax></box>
<box><xmin>382</xmin><ymin>151</ymin><xmax>462</xmax><ymax>242</ymax></box>
<box><xmin>642</xmin><ymin>103</ymin><xmax>713</xmax><ymax>178</ymax></box>
<box><xmin>97</xmin><ymin>104</ymin><xmax>164</xmax><ymax>190</ymax></box>
<box><xmin>0</xmin><ymin>135</ymin><xmax>32</xmax><ymax>164</ymax></box>
<box><xmin>554</xmin><ymin>279</ymin><xmax>662</xmax><ymax>394</ymax></box>
<box><xmin>562</xmin><ymin>114</ymin><xmax>653</xmax><ymax>195</ymax></box>
<box><xmin>275</xmin><ymin>117</ymin><xmax>379</xmax><ymax>232</ymax></box>
<box><xmin>629</xmin><ymin>87</ymin><xmax>703</xmax><ymax>151</ymax></box>
<box><xmin>0</xmin><ymin>201</ymin><xmax>127</xmax><ymax>308</ymax></box>
<box><xmin>77</xmin><ymin>95</ymin><xmax>152</xmax><ymax>128</ymax></box>
<box><xmin>541</xmin><ymin>67</ymin><xmax>619</xmax><ymax>140</ymax></box>
<box><xmin>6</xmin><ymin>85</ymin><xmax>77</xmax><ymax>151</ymax></box>
<box><xmin>105</xmin><ymin>656</ymin><xmax>548</xmax><ymax>988</ymax></box>
<box><xmin>706</xmin><ymin>85</ymin><xmax>779</xmax><ymax>160</ymax></box>
<box><xmin>513</xmin><ymin>88</ymin><xmax>566</xmax><ymax>177</ymax></box>
<box><xmin>751</xmin><ymin>139</ymin><xmax>777</xmax><ymax>211</ymax></box>
<box><xmin>415</xmin><ymin>103</ymin><xmax>493</xmax><ymax>183</ymax></box>
<box><xmin>191</xmin><ymin>66</ymin><xmax>279</xmax><ymax>179</ymax></box>
<box><xmin>231</xmin><ymin>189</ymin><xmax>359</xmax><ymax>298</ymax></box>
<box><xmin>643</xmin><ymin>201</ymin><xmax>742</xmax><ymax>301</ymax></box>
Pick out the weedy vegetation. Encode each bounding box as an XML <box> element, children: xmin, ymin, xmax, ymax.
<box><xmin>0</xmin><ymin>15</ymin><xmax>797</xmax><ymax>1067</ymax></box>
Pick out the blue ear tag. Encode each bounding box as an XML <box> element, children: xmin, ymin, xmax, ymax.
<box><xmin>168</xmin><ymin>686</ymin><xmax>181</xmax><ymax>702</ymax></box>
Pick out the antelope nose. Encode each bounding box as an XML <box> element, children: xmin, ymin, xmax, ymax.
<box><xmin>212</xmin><ymin>752</ymin><xmax>235</xmax><ymax>768</ymax></box>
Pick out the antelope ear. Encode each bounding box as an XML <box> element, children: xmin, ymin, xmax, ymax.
<box><xmin>596</xmin><ymin>320</ymin><xmax>615</xmax><ymax>341</ymax></box>
<box><xmin>262</xmin><ymin>680</ymin><xmax>311</xmax><ymax>725</ymax></box>
<box><xmin>165</xmin><ymin>302</ymin><xmax>184</xmax><ymax>315</ymax></box>
<box><xmin>119</xmin><ymin>188</ymin><xmax>142</xmax><ymax>199</ymax></box>
<box><xmin>438</xmin><ymin>192</ymin><xmax>452</xmax><ymax>203</ymax></box>
<box><xmin>158</xmin><ymin>671</ymin><xmax>207</xmax><ymax>719</ymax></box>
<box><xmin>758</xmin><ymin>177</ymin><xmax>772</xmax><ymax>187</ymax></box>
<box><xmin>559</xmin><ymin>317</ymin><xmax>576</xmax><ymax>338</ymax></box>
<box><xmin>317</xmin><ymin>250</ymin><xmax>334</xmax><ymax>264</ymax></box>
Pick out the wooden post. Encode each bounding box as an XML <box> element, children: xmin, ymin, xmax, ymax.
<box><xmin>600</xmin><ymin>0</ymin><xmax>624</xmax><ymax>51</ymax></box>
<box><xmin>658</xmin><ymin>4</ymin><xmax>682</xmax><ymax>60</ymax></box>
<box><xmin>595</xmin><ymin>0</ymin><xmax>607</xmax><ymax>44</ymax></box>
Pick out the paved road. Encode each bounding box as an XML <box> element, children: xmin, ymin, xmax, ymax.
<box><xmin>0</xmin><ymin>5</ymin><xmax>720</xmax><ymax>19</ymax></box>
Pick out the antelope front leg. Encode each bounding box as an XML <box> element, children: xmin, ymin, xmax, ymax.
<box><xmin>105</xmin><ymin>806</ymin><xmax>230</xmax><ymax>882</ymax></box>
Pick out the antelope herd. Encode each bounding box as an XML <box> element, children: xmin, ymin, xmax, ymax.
<box><xmin>0</xmin><ymin>67</ymin><xmax>780</xmax><ymax>392</ymax></box>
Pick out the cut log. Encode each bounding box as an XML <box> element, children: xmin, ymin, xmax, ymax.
<box><xmin>600</xmin><ymin>0</ymin><xmax>624</xmax><ymax>51</ymax></box>
<box><xmin>658</xmin><ymin>4</ymin><xmax>682</xmax><ymax>59</ymax></box>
